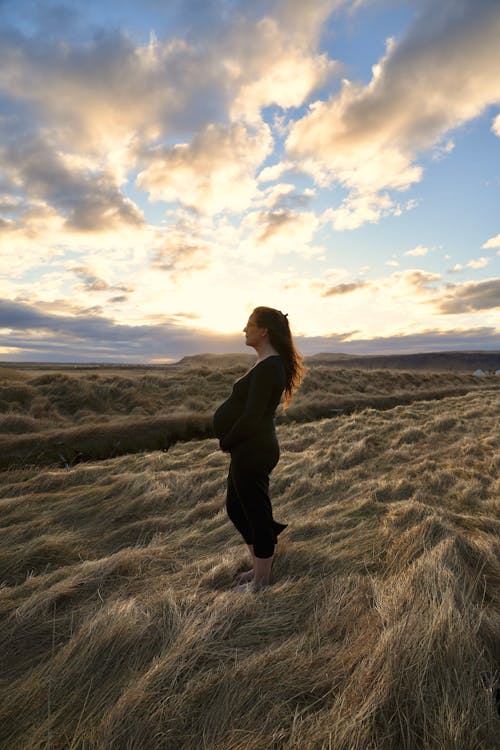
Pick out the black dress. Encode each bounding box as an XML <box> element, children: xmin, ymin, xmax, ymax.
<box><xmin>213</xmin><ymin>355</ymin><xmax>288</xmax><ymax>558</ymax></box>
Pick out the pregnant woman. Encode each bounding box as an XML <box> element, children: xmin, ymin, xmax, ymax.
<box><xmin>213</xmin><ymin>306</ymin><xmax>303</xmax><ymax>592</ymax></box>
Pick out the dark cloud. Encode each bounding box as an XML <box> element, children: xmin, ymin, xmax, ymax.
<box><xmin>297</xmin><ymin>327</ymin><xmax>500</xmax><ymax>356</ymax></box>
<box><xmin>71</xmin><ymin>267</ymin><xmax>134</xmax><ymax>297</ymax></box>
<box><xmin>0</xmin><ymin>299</ymin><xmax>245</xmax><ymax>362</ymax></box>
<box><xmin>404</xmin><ymin>270</ymin><xmax>441</xmax><ymax>291</ymax></box>
<box><xmin>0</xmin><ymin>131</ymin><xmax>144</xmax><ymax>231</ymax></box>
<box><xmin>257</xmin><ymin>210</ymin><xmax>295</xmax><ymax>242</ymax></box>
<box><xmin>0</xmin><ymin>299</ymin><xmax>498</xmax><ymax>362</ymax></box>
<box><xmin>0</xmin><ymin>21</ymin><xmax>229</xmax><ymax>145</ymax></box>
<box><xmin>80</xmin><ymin>305</ymin><xmax>104</xmax><ymax>315</ymax></box>
<box><xmin>321</xmin><ymin>281</ymin><xmax>367</xmax><ymax>296</ymax></box>
<box><xmin>271</xmin><ymin>191</ymin><xmax>313</xmax><ymax>211</ymax></box>
<box><xmin>72</xmin><ymin>266</ymin><xmax>110</xmax><ymax>292</ymax></box>
<box><xmin>438</xmin><ymin>278</ymin><xmax>500</xmax><ymax>314</ymax></box>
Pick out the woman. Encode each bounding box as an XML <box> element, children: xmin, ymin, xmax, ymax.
<box><xmin>213</xmin><ymin>306</ymin><xmax>304</xmax><ymax>592</ymax></box>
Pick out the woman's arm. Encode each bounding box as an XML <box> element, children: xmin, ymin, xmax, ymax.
<box><xmin>219</xmin><ymin>364</ymin><xmax>275</xmax><ymax>452</ymax></box>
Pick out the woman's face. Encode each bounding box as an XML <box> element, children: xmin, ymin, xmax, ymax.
<box><xmin>243</xmin><ymin>313</ymin><xmax>266</xmax><ymax>348</ymax></box>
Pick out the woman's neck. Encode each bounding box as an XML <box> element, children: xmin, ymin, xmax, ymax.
<box><xmin>254</xmin><ymin>342</ymin><xmax>279</xmax><ymax>362</ymax></box>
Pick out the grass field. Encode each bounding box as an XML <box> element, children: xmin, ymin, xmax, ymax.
<box><xmin>0</xmin><ymin>364</ymin><xmax>493</xmax><ymax>469</ymax></box>
<box><xmin>0</xmin><ymin>367</ymin><xmax>498</xmax><ymax>749</ymax></box>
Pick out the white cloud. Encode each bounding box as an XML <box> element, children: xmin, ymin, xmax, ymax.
<box><xmin>230</xmin><ymin>21</ymin><xmax>336</xmax><ymax>122</ymax></box>
<box><xmin>286</xmin><ymin>0</ymin><xmax>500</xmax><ymax>220</ymax></box>
<box><xmin>405</xmin><ymin>245</ymin><xmax>429</xmax><ymax>257</ymax></box>
<box><xmin>466</xmin><ymin>256</ymin><xmax>490</xmax><ymax>269</ymax></box>
<box><xmin>323</xmin><ymin>192</ymin><xmax>395</xmax><ymax>230</ymax></box>
<box><xmin>393</xmin><ymin>269</ymin><xmax>441</xmax><ymax>295</ymax></box>
<box><xmin>492</xmin><ymin>114</ymin><xmax>500</xmax><ymax>137</ymax></box>
<box><xmin>227</xmin><ymin>1</ymin><xmax>345</xmax><ymax>122</ymax></box>
<box><xmin>482</xmin><ymin>233</ymin><xmax>500</xmax><ymax>249</ymax></box>
<box><xmin>0</xmin><ymin>2</ymin><xmax>343</xmax><ymax>228</ymax></box>
<box><xmin>137</xmin><ymin>122</ymin><xmax>273</xmax><ymax>214</ymax></box>
<box><xmin>261</xmin><ymin>183</ymin><xmax>296</xmax><ymax>208</ymax></box>
<box><xmin>257</xmin><ymin>162</ymin><xmax>295</xmax><ymax>183</ymax></box>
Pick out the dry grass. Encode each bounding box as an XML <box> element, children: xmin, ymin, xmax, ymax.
<box><xmin>0</xmin><ymin>386</ymin><xmax>498</xmax><ymax>749</ymax></box>
<box><xmin>0</xmin><ymin>366</ymin><xmax>492</xmax><ymax>469</ymax></box>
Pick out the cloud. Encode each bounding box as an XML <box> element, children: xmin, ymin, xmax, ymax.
<box><xmin>138</xmin><ymin>122</ymin><xmax>273</xmax><ymax>214</ymax></box>
<box><xmin>229</xmin><ymin>14</ymin><xmax>337</xmax><ymax>121</ymax></box>
<box><xmin>0</xmin><ymin>0</ymin><xmax>348</xmax><ymax>233</ymax></box>
<box><xmin>323</xmin><ymin>192</ymin><xmax>396</xmax><ymax>230</ymax></box>
<box><xmin>466</xmin><ymin>257</ymin><xmax>490</xmax><ymax>269</ymax></box>
<box><xmin>482</xmin><ymin>233</ymin><xmax>500</xmax><ymax>249</ymax></box>
<box><xmin>379</xmin><ymin>269</ymin><xmax>442</xmax><ymax>300</ymax></box>
<box><xmin>268</xmin><ymin>186</ymin><xmax>316</xmax><ymax>212</ymax></box>
<box><xmin>1</xmin><ymin>298</ymin><xmax>498</xmax><ymax>361</ymax></box>
<box><xmin>0</xmin><ymin>298</ymin><xmax>246</xmax><ymax>362</ymax></box>
<box><xmin>405</xmin><ymin>245</ymin><xmax>429</xmax><ymax>257</ymax></box>
<box><xmin>70</xmin><ymin>266</ymin><xmax>133</xmax><ymax>293</ymax></box>
<box><xmin>492</xmin><ymin>113</ymin><xmax>500</xmax><ymax>137</ymax></box>
<box><xmin>320</xmin><ymin>281</ymin><xmax>368</xmax><ymax>296</ymax></box>
<box><xmin>257</xmin><ymin>162</ymin><xmax>295</xmax><ymax>183</ymax></box>
<box><xmin>302</xmin><ymin>327</ymin><xmax>500</xmax><ymax>355</ymax></box>
<box><xmin>0</xmin><ymin>131</ymin><xmax>144</xmax><ymax>231</ymax></box>
<box><xmin>286</xmin><ymin>0</ymin><xmax>500</xmax><ymax>211</ymax></box>
<box><xmin>153</xmin><ymin>217</ymin><xmax>211</xmax><ymax>276</ymax></box>
<box><xmin>438</xmin><ymin>278</ymin><xmax>500</xmax><ymax>314</ymax></box>
<box><xmin>0</xmin><ymin>27</ymin><xmax>229</xmax><ymax>153</ymax></box>
<box><xmin>71</xmin><ymin>267</ymin><xmax>110</xmax><ymax>292</ymax></box>
<box><xmin>248</xmin><ymin>208</ymin><xmax>321</xmax><ymax>256</ymax></box>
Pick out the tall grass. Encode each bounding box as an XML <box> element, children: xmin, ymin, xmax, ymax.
<box><xmin>0</xmin><ymin>387</ymin><xmax>498</xmax><ymax>749</ymax></box>
<box><xmin>0</xmin><ymin>366</ymin><xmax>492</xmax><ymax>469</ymax></box>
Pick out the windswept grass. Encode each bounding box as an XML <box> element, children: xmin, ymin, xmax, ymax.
<box><xmin>0</xmin><ymin>366</ymin><xmax>493</xmax><ymax>469</ymax></box>
<box><xmin>0</xmin><ymin>387</ymin><xmax>498</xmax><ymax>749</ymax></box>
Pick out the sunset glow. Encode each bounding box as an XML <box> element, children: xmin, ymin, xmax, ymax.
<box><xmin>1</xmin><ymin>0</ymin><xmax>499</xmax><ymax>361</ymax></box>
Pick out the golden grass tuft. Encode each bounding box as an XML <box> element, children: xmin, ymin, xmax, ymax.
<box><xmin>0</xmin><ymin>384</ymin><xmax>498</xmax><ymax>748</ymax></box>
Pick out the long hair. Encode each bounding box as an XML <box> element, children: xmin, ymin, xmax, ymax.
<box><xmin>252</xmin><ymin>306</ymin><xmax>304</xmax><ymax>408</ymax></box>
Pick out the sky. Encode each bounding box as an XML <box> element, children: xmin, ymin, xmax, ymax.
<box><xmin>0</xmin><ymin>0</ymin><xmax>499</xmax><ymax>362</ymax></box>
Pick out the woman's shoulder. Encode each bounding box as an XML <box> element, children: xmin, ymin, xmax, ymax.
<box><xmin>253</xmin><ymin>355</ymin><xmax>285</xmax><ymax>384</ymax></box>
<box><xmin>254</xmin><ymin>354</ymin><xmax>284</xmax><ymax>371</ymax></box>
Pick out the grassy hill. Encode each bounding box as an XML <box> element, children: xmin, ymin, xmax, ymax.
<box><xmin>0</xmin><ymin>386</ymin><xmax>498</xmax><ymax>749</ymax></box>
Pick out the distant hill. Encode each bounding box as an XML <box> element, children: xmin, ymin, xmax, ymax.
<box><xmin>1</xmin><ymin>350</ymin><xmax>499</xmax><ymax>373</ymax></box>
<box><xmin>174</xmin><ymin>350</ymin><xmax>500</xmax><ymax>372</ymax></box>
<box><xmin>306</xmin><ymin>351</ymin><xmax>500</xmax><ymax>372</ymax></box>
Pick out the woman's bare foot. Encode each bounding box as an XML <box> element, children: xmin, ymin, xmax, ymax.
<box><xmin>235</xmin><ymin>569</ymin><xmax>254</xmax><ymax>584</ymax></box>
<box><xmin>234</xmin><ymin>580</ymin><xmax>268</xmax><ymax>593</ymax></box>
